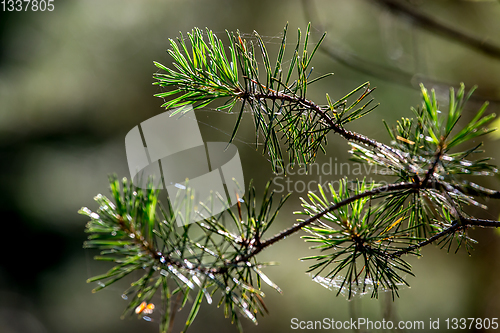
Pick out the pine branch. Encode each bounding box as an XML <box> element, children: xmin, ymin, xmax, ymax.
<box><xmin>82</xmin><ymin>177</ymin><xmax>288</xmax><ymax>332</ymax></box>
<box><xmin>245</xmin><ymin>182</ymin><xmax>418</xmax><ymax>256</ymax></box>
<box><xmin>420</xmin><ymin>144</ymin><xmax>444</xmax><ymax>188</ymax></box>
<box><xmin>153</xmin><ymin>22</ymin><xmax>499</xmax><ymax>277</ymax></box>
<box><xmin>153</xmin><ymin>25</ymin><xmax>384</xmax><ymax>172</ymax></box>
<box><xmin>240</xmin><ymin>80</ymin><xmax>399</xmax><ymax>155</ymax></box>
<box><xmin>393</xmin><ymin>217</ymin><xmax>500</xmax><ymax>256</ymax></box>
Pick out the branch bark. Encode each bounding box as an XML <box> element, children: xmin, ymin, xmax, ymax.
<box><xmin>392</xmin><ymin>217</ymin><xmax>500</xmax><ymax>256</ymax></box>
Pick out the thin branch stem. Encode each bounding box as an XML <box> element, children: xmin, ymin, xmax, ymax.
<box><xmin>450</xmin><ymin>183</ymin><xmax>500</xmax><ymax>199</ymax></box>
<box><xmin>392</xmin><ymin>222</ymin><xmax>460</xmax><ymax>256</ymax></box>
<box><xmin>421</xmin><ymin>145</ymin><xmax>444</xmax><ymax>187</ymax></box>
<box><xmin>227</xmin><ymin>177</ymin><xmax>500</xmax><ymax>267</ymax></box>
<box><xmin>231</xmin><ymin>182</ymin><xmax>419</xmax><ymax>266</ymax></box>
<box><xmin>467</xmin><ymin>218</ymin><xmax>500</xmax><ymax>228</ymax></box>
<box><xmin>116</xmin><ymin>215</ymin><xmax>199</xmax><ymax>273</ymax></box>
<box><xmin>393</xmin><ymin>217</ymin><xmax>500</xmax><ymax>256</ymax></box>
<box><xmin>237</xmin><ymin>82</ymin><xmax>401</xmax><ymax>156</ymax></box>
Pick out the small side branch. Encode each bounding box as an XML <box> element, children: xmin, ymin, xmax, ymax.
<box><xmin>240</xmin><ymin>84</ymin><xmax>400</xmax><ymax>156</ymax></box>
<box><xmin>229</xmin><ymin>182</ymin><xmax>419</xmax><ymax>266</ymax></box>
<box><xmin>450</xmin><ymin>183</ymin><xmax>500</xmax><ymax>199</ymax></box>
<box><xmin>421</xmin><ymin>146</ymin><xmax>444</xmax><ymax>187</ymax></box>
<box><xmin>467</xmin><ymin>218</ymin><xmax>500</xmax><ymax>228</ymax></box>
<box><xmin>392</xmin><ymin>222</ymin><xmax>460</xmax><ymax>256</ymax></box>
<box><xmin>393</xmin><ymin>217</ymin><xmax>500</xmax><ymax>256</ymax></box>
<box><xmin>115</xmin><ymin>215</ymin><xmax>220</xmax><ymax>275</ymax></box>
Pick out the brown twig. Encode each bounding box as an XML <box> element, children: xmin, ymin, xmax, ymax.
<box><xmin>167</xmin><ymin>293</ymin><xmax>182</xmax><ymax>333</ymax></box>
<box><xmin>450</xmin><ymin>183</ymin><xmax>500</xmax><ymax>199</ymax></box>
<box><xmin>231</xmin><ymin>182</ymin><xmax>420</xmax><ymax>266</ymax></box>
<box><xmin>237</xmin><ymin>81</ymin><xmax>401</xmax><ymax>157</ymax></box>
<box><xmin>392</xmin><ymin>222</ymin><xmax>461</xmax><ymax>256</ymax></box>
<box><xmin>392</xmin><ymin>217</ymin><xmax>500</xmax><ymax>256</ymax></box>
<box><xmin>421</xmin><ymin>145</ymin><xmax>444</xmax><ymax>187</ymax></box>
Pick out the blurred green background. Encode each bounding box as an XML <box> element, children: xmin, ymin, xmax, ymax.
<box><xmin>1</xmin><ymin>0</ymin><xmax>500</xmax><ymax>332</ymax></box>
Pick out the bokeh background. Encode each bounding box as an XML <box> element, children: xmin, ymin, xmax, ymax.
<box><xmin>1</xmin><ymin>0</ymin><xmax>500</xmax><ymax>332</ymax></box>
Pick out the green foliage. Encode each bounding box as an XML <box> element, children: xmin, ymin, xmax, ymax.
<box><xmin>353</xmin><ymin>84</ymin><xmax>496</xmax><ymax>182</ymax></box>
<box><xmin>297</xmin><ymin>179</ymin><xmax>413</xmax><ymax>299</ymax></box>
<box><xmin>153</xmin><ymin>28</ymin><xmax>240</xmax><ymax>112</ymax></box>
<box><xmin>351</xmin><ymin>84</ymin><xmax>497</xmax><ymax>241</ymax></box>
<box><xmin>82</xmin><ymin>24</ymin><xmax>500</xmax><ymax>333</ymax></box>
<box><xmin>81</xmin><ymin>177</ymin><xmax>288</xmax><ymax>332</ymax></box>
<box><xmin>153</xmin><ymin>24</ymin><xmax>375</xmax><ymax>172</ymax></box>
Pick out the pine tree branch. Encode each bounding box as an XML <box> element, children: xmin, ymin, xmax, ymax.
<box><xmin>393</xmin><ymin>218</ymin><xmax>500</xmax><ymax>256</ymax></box>
<box><xmin>113</xmin><ymin>211</ymin><xmax>232</xmax><ymax>275</ymax></box>
<box><xmin>421</xmin><ymin>144</ymin><xmax>444</xmax><ymax>187</ymax></box>
<box><xmin>84</xmin><ymin>25</ymin><xmax>500</xmax><ymax>332</ymax></box>
<box><xmin>449</xmin><ymin>183</ymin><xmax>500</xmax><ymax>199</ymax></box>
<box><xmin>83</xmin><ymin>178</ymin><xmax>286</xmax><ymax>330</ymax></box>
<box><xmin>467</xmin><ymin>218</ymin><xmax>500</xmax><ymax>227</ymax></box>
<box><xmin>211</xmin><ymin>176</ymin><xmax>500</xmax><ymax>272</ymax></box>
<box><xmin>392</xmin><ymin>222</ymin><xmax>460</xmax><ymax>256</ymax></box>
<box><xmin>227</xmin><ymin>181</ymin><xmax>420</xmax><ymax>267</ymax></box>
<box><xmin>152</xmin><ymin>24</ymin><xmax>499</xmax><ymax>285</ymax></box>
<box><xmin>110</xmin><ymin>175</ymin><xmax>490</xmax><ymax>276</ymax></box>
<box><xmin>238</xmin><ymin>81</ymin><xmax>396</xmax><ymax>153</ymax></box>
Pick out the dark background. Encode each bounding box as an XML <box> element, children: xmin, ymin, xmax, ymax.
<box><xmin>1</xmin><ymin>0</ymin><xmax>500</xmax><ymax>332</ymax></box>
